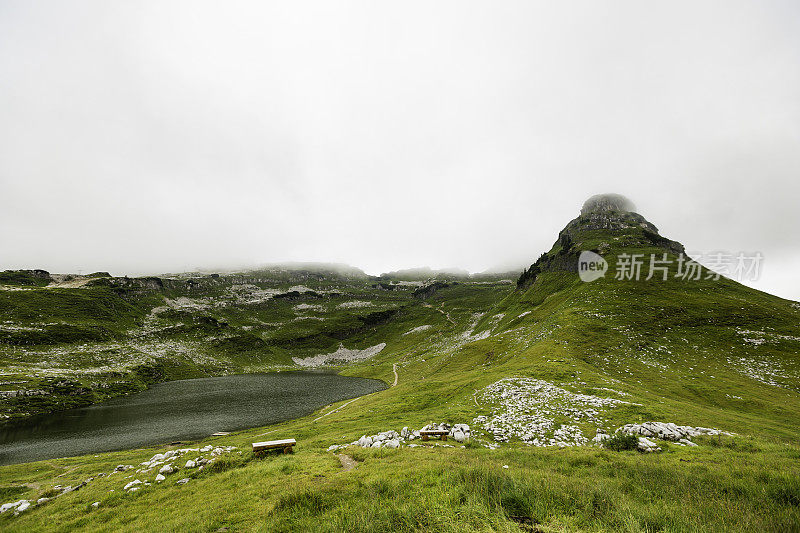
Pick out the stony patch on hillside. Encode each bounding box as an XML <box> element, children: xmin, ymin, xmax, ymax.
<box><xmin>292</xmin><ymin>343</ymin><xmax>387</xmax><ymax>367</ymax></box>
<box><xmin>473</xmin><ymin>377</ymin><xmax>633</xmax><ymax>446</ymax></box>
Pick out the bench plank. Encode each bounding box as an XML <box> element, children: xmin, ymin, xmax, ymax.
<box><xmin>419</xmin><ymin>429</ymin><xmax>449</xmax><ymax>441</ymax></box>
<box><xmin>252</xmin><ymin>439</ymin><xmax>296</xmax><ymax>454</ymax></box>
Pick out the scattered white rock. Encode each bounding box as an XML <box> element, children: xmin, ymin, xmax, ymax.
<box><xmin>336</xmin><ymin>300</ymin><xmax>373</xmax><ymax>309</ymax></box>
<box><xmin>293</xmin><ymin>343</ymin><xmax>386</xmax><ymax>367</ymax></box>
<box><xmin>159</xmin><ymin>464</ymin><xmax>175</xmax><ymax>475</ymax></box>
<box><xmin>618</xmin><ymin>422</ymin><xmax>729</xmax><ymax>442</ymax></box>
<box><xmin>176</xmin><ymin>478</ymin><xmax>190</xmax><ymax>485</ymax></box>
<box><xmin>155</xmin><ymin>474</ymin><xmax>166</xmax><ymax>483</ymax></box>
<box><xmin>474</xmin><ymin>378</ymin><xmax>631</xmax><ymax>446</ymax></box>
<box><xmin>335</xmin><ymin>423</ymin><xmax>471</xmax><ymax>450</ymax></box>
<box><xmin>91</xmin><ymin>502</ymin><xmax>100</xmax><ymax>509</ymax></box>
<box><xmin>592</xmin><ymin>429</ymin><xmax>610</xmax><ymax>444</ymax></box>
<box><xmin>1</xmin><ymin>500</ymin><xmax>28</xmax><ymax>514</ymax></box>
<box><xmin>637</xmin><ymin>437</ymin><xmax>661</xmax><ymax>453</ymax></box>
<box><xmin>403</xmin><ymin>325</ymin><xmax>432</xmax><ymax>335</ymax></box>
<box><xmin>450</xmin><ymin>424</ymin><xmax>471</xmax><ymax>442</ymax></box>
<box><xmin>185</xmin><ymin>460</ymin><xmax>196</xmax><ymax>468</ymax></box>
<box><xmin>124</xmin><ymin>480</ymin><xmax>143</xmax><ymax>491</ymax></box>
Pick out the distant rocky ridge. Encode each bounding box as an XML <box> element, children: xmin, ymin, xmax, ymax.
<box><xmin>0</xmin><ymin>270</ymin><xmax>51</xmax><ymax>286</ymax></box>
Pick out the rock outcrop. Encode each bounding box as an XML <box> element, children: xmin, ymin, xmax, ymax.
<box><xmin>580</xmin><ymin>193</ymin><xmax>637</xmax><ymax>215</ymax></box>
<box><xmin>617</xmin><ymin>422</ymin><xmax>729</xmax><ymax>441</ymax></box>
<box><xmin>338</xmin><ymin>423</ymin><xmax>471</xmax><ymax>451</ymax></box>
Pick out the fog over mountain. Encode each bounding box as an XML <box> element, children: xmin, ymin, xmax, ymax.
<box><xmin>1</xmin><ymin>1</ymin><xmax>799</xmax><ymax>299</ymax></box>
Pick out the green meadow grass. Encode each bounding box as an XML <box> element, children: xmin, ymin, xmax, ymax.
<box><xmin>0</xmin><ymin>251</ymin><xmax>799</xmax><ymax>531</ymax></box>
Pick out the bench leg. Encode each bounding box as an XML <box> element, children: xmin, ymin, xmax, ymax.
<box><xmin>422</xmin><ymin>435</ymin><xmax>429</xmax><ymax>441</ymax></box>
<box><xmin>283</xmin><ymin>446</ymin><xmax>291</xmax><ymax>454</ymax></box>
<box><xmin>442</xmin><ymin>435</ymin><xmax>448</xmax><ymax>441</ymax></box>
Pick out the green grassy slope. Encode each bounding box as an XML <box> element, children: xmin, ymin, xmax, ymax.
<box><xmin>1</xmin><ymin>267</ymin><xmax>500</xmax><ymax>422</ymax></box>
<box><xmin>1</xmin><ymin>206</ymin><xmax>799</xmax><ymax>531</ymax></box>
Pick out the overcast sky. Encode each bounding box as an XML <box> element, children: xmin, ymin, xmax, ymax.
<box><xmin>1</xmin><ymin>1</ymin><xmax>799</xmax><ymax>299</ymax></box>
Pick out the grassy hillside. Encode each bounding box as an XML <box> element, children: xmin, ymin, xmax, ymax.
<box><xmin>1</xmin><ymin>267</ymin><xmax>508</xmax><ymax>422</ymax></box>
<box><xmin>1</xmin><ymin>206</ymin><xmax>799</xmax><ymax>531</ymax></box>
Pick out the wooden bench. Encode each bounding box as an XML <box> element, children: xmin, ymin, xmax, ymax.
<box><xmin>252</xmin><ymin>438</ymin><xmax>296</xmax><ymax>455</ymax></box>
<box><xmin>420</xmin><ymin>429</ymin><xmax>449</xmax><ymax>441</ymax></box>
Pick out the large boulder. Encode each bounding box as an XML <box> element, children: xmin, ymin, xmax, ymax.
<box><xmin>592</xmin><ymin>429</ymin><xmax>610</xmax><ymax>444</ymax></box>
<box><xmin>618</xmin><ymin>421</ymin><xmax>726</xmax><ymax>442</ymax></box>
<box><xmin>1</xmin><ymin>500</ymin><xmax>27</xmax><ymax>514</ymax></box>
<box><xmin>16</xmin><ymin>501</ymin><xmax>31</xmax><ymax>513</ymax></box>
<box><xmin>637</xmin><ymin>437</ymin><xmax>661</xmax><ymax>453</ymax></box>
<box><xmin>124</xmin><ymin>480</ymin><xmax>143</xmax><ymax>491</ymax></box>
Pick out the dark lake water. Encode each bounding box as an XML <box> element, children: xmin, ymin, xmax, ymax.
<box><xmin>0</xmin><ymin>372</ymin><xmax>386</xmax><ymax>465</ymax></box>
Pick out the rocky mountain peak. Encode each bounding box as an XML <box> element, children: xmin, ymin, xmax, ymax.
<box><xmin>564</xmin><ymin>194</ymin><xmax>658</xmax><ymax>238</ymax></box>
<box><xmin>580</xmin><ymin>193</ymin><xmax>636</xmax><ymax>215</ymax></box>
<box><xmin>517</xmin><ymin>194</ymin><xmax>684</xmax><ymax>289</ymax></box>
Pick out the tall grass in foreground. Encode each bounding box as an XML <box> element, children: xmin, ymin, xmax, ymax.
<box><xmin>260</xmin><ymin>444</ymin><xmax>800</xmax><ymax>532</ymax></box>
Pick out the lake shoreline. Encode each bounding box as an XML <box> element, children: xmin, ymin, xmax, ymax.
<box><xmin>0</xmin><ymin>371</ymin><xmax>387</xmax><ymax>466</ymax></box>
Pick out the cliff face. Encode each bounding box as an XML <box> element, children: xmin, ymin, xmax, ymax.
<box><xmin>517</xmin><ymin>194</ymin><xmax>685</xmax><ymax>289</ymax></box>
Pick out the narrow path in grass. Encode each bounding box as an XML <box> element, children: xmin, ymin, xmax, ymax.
<box><xmin>313</xmin><ymin>397</ymin><xmax>361</xmax><ymax>422</ymax></box>
<box><xmin>337</xmin><ymin>454</ymin><xmax>357</xmax><ymax>471</ymax></box>
<box><xmin>392</xmin><ymin>363</ymin><xmax>399</xmax><ymax>386</ymax></box>
<box><xmin>423</xmin><ymin>303</ymin><xmax>456</xmax><ymax>325</ymax></box>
